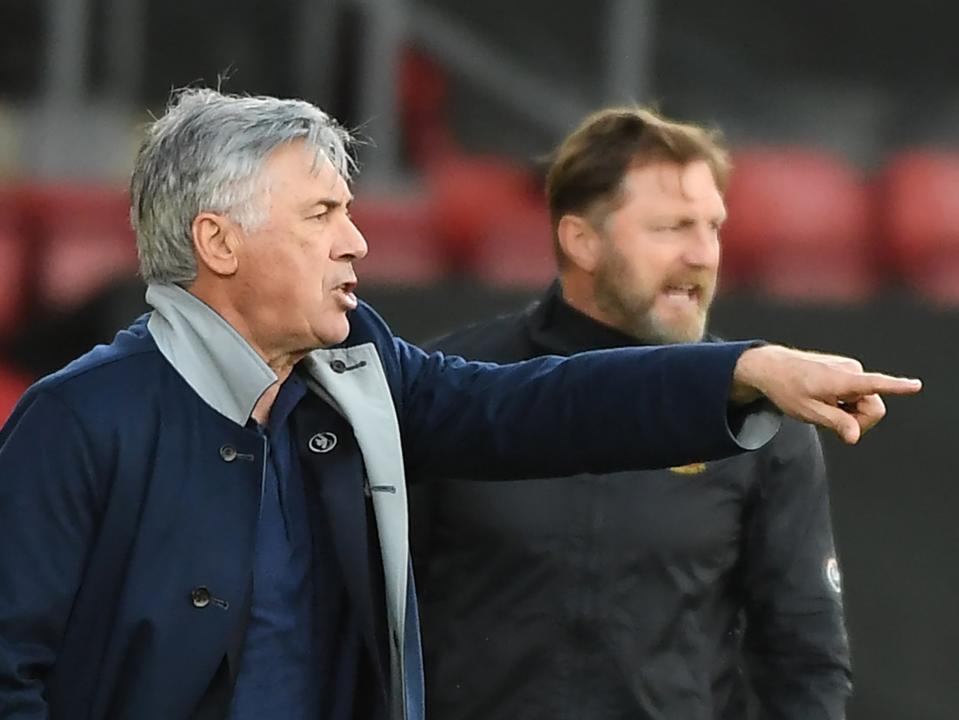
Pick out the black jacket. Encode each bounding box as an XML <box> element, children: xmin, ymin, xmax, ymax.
<box><xmin>411</xmin><ymin>283</ymin><xmax>852</xmax><ymax>720</ymax></box>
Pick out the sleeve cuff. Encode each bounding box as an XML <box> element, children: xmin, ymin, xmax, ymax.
<box><xmin>728</xmin><ymin>397</ymin><xmax>782</xmax><ymax>450</ymax></box>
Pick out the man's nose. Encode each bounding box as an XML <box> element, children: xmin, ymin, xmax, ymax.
<box><xmin>339</xmin><ymin>218</ymin><xmax>368</xmax><ymax>261</ymax></box>
<box><xmin>684</xmin><ymin>225</ymin><xmax>720</xmax><ymax>267</ymax></box>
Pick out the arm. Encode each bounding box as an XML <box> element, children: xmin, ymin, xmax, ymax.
<box><xmin>0</xmin><ymin>391</ymin><xmax>102</xmax><ymax>719</ymax></box>
<box><xmin>393</xmin><ymin>337</ymin><xmax>780</xmax><ymax>481</ymax></box>
<box><xmin>739</xmin><ymin>421</ymin><xmax>852</xmax><ymax>719</ymax></box>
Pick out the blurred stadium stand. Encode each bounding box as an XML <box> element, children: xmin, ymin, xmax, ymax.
<box><xmin>349</xmin><ymin>189</ymin><xmax>446</xmax><ymax>284</ymax></box>
<box><xmin>471</xmin><ymin>198</ymin><xmax>554</xmax><ymax>289</ymax></box>
<box><xmin>722</xmin><ymin>148</ymin><xmax>878</xmax><ymax>302</ymax></box>
<box><xmin>880</xmin><ymin>150</ymin><xmax>959</xmax><ymax>306</ymax></box>
<box><xmin>23</xmin><ymin>184</ymin><xmax>138</xmax><ymax>310</ymax></box>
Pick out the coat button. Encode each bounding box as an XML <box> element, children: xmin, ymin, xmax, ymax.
<box><xmin>219</xmin><ymin>445</ymin><xmax>237</xmax><ymax>462</ymax></box>
<box><xmin>191</xmin><ymin>586</ymin><xmax>212</xmax><ymax>609</ymax></box>
<box><xmin>330</xmin><ymin>359</ymin><xmax>367</xmax><ymax>373</ymax></box>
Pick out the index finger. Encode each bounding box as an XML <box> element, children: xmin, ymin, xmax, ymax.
<box><xmin>846</xmin><ymin>372</ymin><xmax>923</xmax><ymax>397</ymax></box>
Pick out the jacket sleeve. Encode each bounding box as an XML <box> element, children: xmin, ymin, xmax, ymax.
<box><xmin>391</xmin><ymin>337</ymin><xmax>781</xmax><ymax>481</ymax></box>
<box><xmin>0</xmin><ymin>390</ymin><xmax>102</xmax><ymax>719</ymax></box>
<box><xmin>739</xmin><ymin>420</ymin><xmax>852</xmax><ymax>719</ymax></box>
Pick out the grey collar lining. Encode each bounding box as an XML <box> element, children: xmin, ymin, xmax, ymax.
<box><xmin>146</xmin><ymin>283</ymin><xmax>277</xmax><ymax>426</ymax></box>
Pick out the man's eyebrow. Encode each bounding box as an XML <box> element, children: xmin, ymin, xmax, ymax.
<box><xmin>307</xmin><ymin>196</ymin><xmax>353</xmax><ymax>210</ymax></box>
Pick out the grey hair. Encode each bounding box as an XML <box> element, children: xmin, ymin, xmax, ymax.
<box><xmin>130</xmin><ymin>88</ymin><xmax>357</xmax><ymax>285</ymax></box>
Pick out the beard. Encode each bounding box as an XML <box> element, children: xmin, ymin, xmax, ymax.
<box><xmin>593</xmin><ymin>249</ymin><xmax>714</xmax><ymax>345</ymax></box>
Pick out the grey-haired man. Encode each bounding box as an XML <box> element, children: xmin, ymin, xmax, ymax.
<box><xmin>0</xmin><ymin>89</ymin><xmax>920</xmax><ymax>720</ymax></box>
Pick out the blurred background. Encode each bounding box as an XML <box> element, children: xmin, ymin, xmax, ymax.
<box><xmin>0</xmin><ymin>1</ymin><xmax>956</xmax><ymax>717</ymax></box>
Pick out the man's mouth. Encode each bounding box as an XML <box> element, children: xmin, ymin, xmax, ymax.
<box><xmin>334</xmin><ymin>280</ymin><xmax>359</xmax><ymax>309</ymax></box>
<box><xmin>662</xmin><ymin>283</ymin><xmax>701</xmax><ymax>304</ymax></box>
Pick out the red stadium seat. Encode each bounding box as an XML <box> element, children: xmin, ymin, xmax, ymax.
<box><xmin>425</xmin><ymin>154</ymin><xmax>539</xmax><ymax>272</ymax></box>
<box><xmin>472</xmin><ymin>199</ymin><xmax>556</xmax><ymax>289</ymax></box>
<box><xmin>22</xmin><ymin>184</ymin><xmax>138</xmax><ymax>311</ymax></box>
<box><xmin>722</xmin><ymin>148</ymin><xmax>877</xmax><ymax>302</ymax></box>
<box><xmin>0</xmin><ymin>188</ymin><xmax>29</xmax><ymax>341</ymax></box>
<box><xmin>0</xmin><ymin>226</ymin><xmax>28</xmax><ymax>342</ymax></box>
<box><xmin>350</xmin><ymin>192</ymin><xmax>446</xmax><ymax>286</ymax></box>
<box><xmin>880</xmin><ymin>150</ymin><xmax>959</xmax><ymax>305</ymax></box>
<box><xmin>399</xmin><ymin>48</ymin><xmax>457</xmax><ymax>169</ymax></box>
<box><xmin>0</xmin><ymin>365</ymin><xmax>29</xmax><ymax>424</ymax></box>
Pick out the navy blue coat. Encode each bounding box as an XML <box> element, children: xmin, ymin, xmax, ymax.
<box><xmin>0</xmin><ymin>292</ymin><xmax>777</xmax><ymax>720</ymax></box>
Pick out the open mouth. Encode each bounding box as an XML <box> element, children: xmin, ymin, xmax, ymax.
<box><xmin>662</xmin><ymin>283</ymin><xmax>701</xmax><ymax>304</ymax></box>
<box><xmin>334</xmin><ymin>280</ymin><xmax>359</xmax><ymax>309</ymax></box>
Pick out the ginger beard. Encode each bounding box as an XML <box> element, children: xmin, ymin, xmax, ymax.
<box><xmin>591</xmin><ymin>159</ymin><xmax>722</xmax><ymax>345</ymax></box>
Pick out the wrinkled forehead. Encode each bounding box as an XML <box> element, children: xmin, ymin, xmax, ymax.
<box><xmin>261</xmin><ymin>140</ymin><xmax>351</xmax><ymax>197</ymax></box>
<box><xmin>621</xmin><ymin>159</ymin><xmax>725</xmax><ymax>210</ymax></box>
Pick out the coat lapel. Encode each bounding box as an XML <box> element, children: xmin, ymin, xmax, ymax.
<box><xmin>291</xmin><ymin>397</ymin><xmax>383</xmax><ymax>674</ymax></box>
<box><xmin>300</xmin><ymin>343</ymin><xmax>409</xmax><ymax>719</ymax></box>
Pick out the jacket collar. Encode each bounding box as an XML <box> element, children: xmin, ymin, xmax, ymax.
<box><xmin>527</xmin><ymin>280</ymin><xmax>717</xmax><ymax>355</ymax></box>
<box><xmin>146</xmin><ymin>283</ymin><xmax>277</xmax><ymax>426</ymax></box>
<box><xmin>527</xmin><ymin>280</ymin><xmax>648</xmax><ymax>355</ymax></box>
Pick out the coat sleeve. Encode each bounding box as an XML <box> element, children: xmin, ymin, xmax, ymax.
<box><xmin>390</xmin><ymin>337</ymin><xmax>780</xmax><ymax>481</ymax></box>
<box><xmin>0</xmin><ymin>390</ymin><xmax>102</xmax><ymax>719</ymax></box>
<box><xmin>739</xmin><ymin>421</ymin><xmax>853</xmax><ymax>719</ymax></box>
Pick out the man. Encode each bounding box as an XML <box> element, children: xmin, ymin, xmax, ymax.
<box><xmin>0</xmin><ymin>91</ymin><xmax>918</xmax><ymax>720</ymax></box>
<box><xmin>412</xmin><ymin>108</ymin><xmax>856</xmax><ymax>719</ymax></box>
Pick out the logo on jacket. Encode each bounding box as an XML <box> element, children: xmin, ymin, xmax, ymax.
<box><xmin>825</xmin><ymin>557</ymin><xmax>843</xmax><ymax>594</ymax></box>
<box><xmin>308</xmin><ymin>432</ymin><xmax>338</xmax><ymax>454</ymax></box>
<box><xmin>669</xmin><ymin>462</ymin><xmax>707</xmax><ymax>475</ymax></box>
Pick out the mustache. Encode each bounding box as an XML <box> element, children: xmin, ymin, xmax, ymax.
<box><xmin>663</xmin><ymin>275</ymin><xmax>716</xmax><ymax>289</ymax></box>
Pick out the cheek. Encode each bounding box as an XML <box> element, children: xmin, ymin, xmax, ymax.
<box><xmin>705</xmin><ymin>240</ymin><xmax>722</xmax><ymax>269</ymax></box>
<box><xmin>617</xmin><ymin>244</ymin><xmax>672</xmax><ymax>289</ymax></box>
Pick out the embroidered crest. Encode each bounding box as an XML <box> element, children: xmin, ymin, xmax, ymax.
<box><xmin>308</xmin><ymin>432</ymin><xmax>338</xmax><ymax>454</ymax></box>
<box><xmin>669</xmin><ymin>462</ymin><xmax>707</xmax><ymax>475</ymax></box>
<box><xmin>825</xmin><ymin>557</ymin><xmax>843</xmax><ymax>593</ymax></box>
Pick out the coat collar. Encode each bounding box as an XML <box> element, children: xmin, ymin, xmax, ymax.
<box><xmin>146</xmin><ymin>283</ymin><xmax>277</xmax><ymax>426</ymax></box>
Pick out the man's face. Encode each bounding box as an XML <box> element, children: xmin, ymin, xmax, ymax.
<box><xmin>232</xmin><ymin>141</ymin><xmax>367</xmax><ymax>352</ymax></box>
<box><xmin>591</xmin><ymin>159</ymin><xmax>724</xmax><ymax>344</ymax></box>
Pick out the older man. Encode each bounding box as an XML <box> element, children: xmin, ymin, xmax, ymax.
<box><xmin>0</xmin><ymin>90</ymin><xmax>919</xmax><ymax>720</ymax></box>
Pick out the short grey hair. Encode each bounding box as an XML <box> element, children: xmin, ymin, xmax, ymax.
<box><xmin>130</xmin><ymin>88</ymin><xmax>356</xmax><ymax>285</ymax></box>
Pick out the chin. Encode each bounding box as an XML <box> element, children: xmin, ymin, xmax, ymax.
<box><xmin>649</xmin><ymin>316</ymin><xmax>707</xmax><ymax>345</ymax></box>
<box><xmin>314</xmin><ymin>315</ymin><xmax>352</xmax><ymax>348</ymax></box>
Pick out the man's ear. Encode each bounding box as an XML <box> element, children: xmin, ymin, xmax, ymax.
<box><xmin>192</xmin><ymin>212</ymin><xmax>241</xmax><ymax>277</ymax></box>
<box><xmin>557</xmin><ymin>214</ymin><xmax>603</xmax><ymax>273</ymax></box>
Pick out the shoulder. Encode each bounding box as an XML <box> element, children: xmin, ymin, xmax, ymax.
<box><xmin>424</xmin><ymin>308</ymin><xmax>533</xmax><ymax>362</ymax></box>
<box><xmin>1</xmin><ymin>319</ymin><xmax>180</xmax><ymax>480</ymax></box>
<box><xmin>13</xmin><ymin>317</ymin><xmax>172</xmax><ymax>433</ymax></box>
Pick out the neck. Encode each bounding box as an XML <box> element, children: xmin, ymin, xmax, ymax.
<box><xmin>190</xmin><ymin>279</ymin><xmax>302</xmax><ymax>425</ymax></box>
<box><xmin>558</xmin><ymin>270</ymin><xmax>617</xmax><ymax>329</ymax></box>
